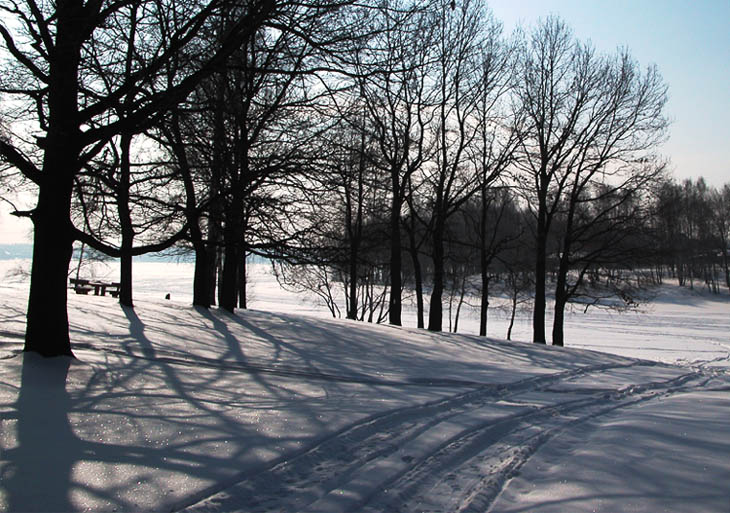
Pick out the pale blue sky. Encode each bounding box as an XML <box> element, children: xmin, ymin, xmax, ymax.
<box><xmin>488</xmin><ymin>0</ymin><xmax>730</xmax><ymax>187</ymax></box>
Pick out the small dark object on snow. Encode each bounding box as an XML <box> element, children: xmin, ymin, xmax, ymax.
<box><xmin>165</xmin><ymin>293</ymin><xmax>171</xmax><ymax>300</ymax></box>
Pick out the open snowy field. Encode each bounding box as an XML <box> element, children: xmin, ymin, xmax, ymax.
<box><xmin>1</xmin><ymin>259</ymin><xmax>729</xmax><ymax>512</ymax></box>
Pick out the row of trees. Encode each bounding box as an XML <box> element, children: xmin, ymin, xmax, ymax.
<box><xmin>653</xmin><ymin>178</ymin><xmax>730</xmax><ymax>292</ymax></box>
<box><xmin>285</xmin><ymin>172</ymin><xmax>730</xmax><ymax>336</ymax></box>
<box><xmin>1</xmin><ymin>0</ymin><xmax>675</xmax><ymax>358</ymax></box>
<box><xmin>271</xmin><ymin>3</ymin><xmax>672</xmax><ymax>347</ymax></box>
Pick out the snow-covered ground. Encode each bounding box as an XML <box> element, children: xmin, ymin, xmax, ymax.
<box><xmin>0</xmin><ymin>260</ymin><xmax>729</xmax><ymax>512</ymax></box>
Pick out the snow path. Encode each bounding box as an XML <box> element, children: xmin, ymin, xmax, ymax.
<box><xmin>489</xmin><ymin>387</ymin><xmax>730</xmax><ymax>512</ymax></box>
<box><xmin>180</xmin><ymin>364</ymin><xmax>719</xmax><ymax>513</ymax></box>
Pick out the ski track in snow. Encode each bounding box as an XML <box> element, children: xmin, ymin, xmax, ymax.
<box><xmin>174</xmin><ymin>360</ymin><xmax>721</xmax><ymax>513</ymax></box>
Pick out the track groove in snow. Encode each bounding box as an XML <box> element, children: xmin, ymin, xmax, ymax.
<box><xmin>175</xmin><ymin>361</ymin><xmax>700</xmax><ymax>513</ymax></box>
<box><xmin>362</xmin><ymin>372</ymin><xmax>707</xmax><ymax>513</ymax></box>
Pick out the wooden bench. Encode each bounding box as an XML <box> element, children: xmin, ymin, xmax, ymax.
<box><xmin>70</xmin><ymin>278</ymin><xmax>93</xmax><ymax>295</ymax></box>
<box><xmin>70</xmin><ymin>278</ymin><xmax>121</xmax><ymax>297</ymax></box>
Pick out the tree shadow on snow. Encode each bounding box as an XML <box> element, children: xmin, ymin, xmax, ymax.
<box><xmin>3</xmin><ymin>354</ymin><xmax>77</xmax><ymax>512</ymax></box>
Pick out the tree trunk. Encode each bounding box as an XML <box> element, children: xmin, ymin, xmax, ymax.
<box><xmin>347</xmin><ymin>251</ymin><xmax>358</xmax><ymax>320</ymax></box>
<box><xmin>118</xmin><ymin>132</ymin><xmax>134</xmax><ymax>307</ymax></box>
<box><xmin>25</xmin><ymin>15</ymin><xmax>81</xmax><ymax>356</ymax></box>
<box><xmin>119</xmin><ymin>253</ymin><xmax>133</xmax><ymax>307</ymax></box>
<box><xmin>453</xmin><ymin>273</ymin><xmax>466</xmax><ymax>333</ymax></box>
<box><xmin>220</xmin><ymin>210</ymin><xmax>242</xmax><ymax>312</ymax></box>
<box><xmin>507</xmin><ymin>288</ymin><xmax>517</xmax><ymax>341</ymax></box>
<box><xmin>479</xmin><ymin>184</ymin><xmax>489</xmax><ymax>336</ymax></box>
<box><xmin>220</xmin><ymin>246</ymin><xmax>239</xmax><ymax>312</ymax></box>
<box><xmin>479</xmin><ymin>274</ymin><xmax>489</xmax><ymax>337</ymax></box>
<box><xmin>533</xmin><ymin>205</ymin><xmax>548</xmax><ymax>344</ymax></box>
<box><xmin>406</xmin><ymin>207</ymin><xmax>424</xmax><ymax>328</ymax></box>
<box><xmin>552</xmin><ymin>293</ymin><xmax>567</xmax><ymax>347</ymax></box>
<box><xmin>206</xmin><ymin>225</ymin><xmax>221</xmax><ymax>306</ymax></box>
<box><xmin>553</xmin><ymin>299</ymin><xmax>565</xmax><ymax>347</ymax></box>
<box><xmin>186</xmin><ymin>190</ymin><xmax>211</xmax><ymax>308</ymax></box>
<box><xmin>721</xmin><ymin>242</ymin><xmax>730</xmax><ymax>291</ymax></box>
<box><xmin>410</xmin><ymin>245</ymin><xmax>425</xmax><ymax>329</ymax></box>
<box><xmin>428</xmin><ymin>218</ymin><xmax>445</xmax><ymax>332</ymax></box>
<box><xmin>388</xmin><ymin>190</ymin><xmax>403</xmax><ymax>326</ymax></box>
<box><xmin>192</xmin><ymin>242</ymin><xmax>211</xmax><ymax>307</ymax></box>
<box><xmin>25</xmin><ymin>197</ymin><xmax>75</xmax><ymax>357</ymax></box>
<box><xmin>551</xmin><ymin>253</ymin><xmax>571</xmax><ymax>347</ymax></box>
<box><xmin>238</xmin><ymin>251</ymin><xmax>247</xmax><ymax>309</ymax></box>
<box><xmin>170</xmin><ymin>108</ymin><xmax>210</xmax><ymax>308</ymax></box>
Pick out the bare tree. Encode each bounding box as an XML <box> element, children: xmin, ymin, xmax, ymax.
<box><xmin>462</xmin><ymin>187</ymin><xmax>522</xmax><ymax>336</ymax></box>
<box><xmin>351</xmin><ymin>0</ymin><xmax>435</xmax><ymax>326</ymax></box>
<box><xmin>551</xmin><ymin>164</ymin><xmax>665</xmax><ymax>346</ymax></box>
<box><xmin>0</xmin><ymin>0</ymin><xmax>276</xmax><ymax>356</ymax></box>
<box><xmin>512</xmin><ymin>17</ymin><xmax>668</xmax><ymax>345</ymax></box>
<box><xmin>711</xmin><ymin>184</ymin><xmax>730</xmax><ymax>291</ymax></box>
<box><xmin>425</xmin><ymin>0</ymin><xmax>496</xmax><ymax>332</ymax></box>
<box><xmin>469</xmin><ymin>32</ymin><xmax>519</xmax><ymax>336</ymax></box>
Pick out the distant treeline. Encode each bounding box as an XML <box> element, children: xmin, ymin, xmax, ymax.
<box><xmin>279</xmin><ymin>175</ymin><xmax>729</xmax><ymax>335</ymax></box>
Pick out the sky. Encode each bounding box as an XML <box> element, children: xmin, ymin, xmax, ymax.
<box><xmin>1</xmin><ymin>0</ymin><xmax>729</xmax><ymax>244</ymax></box>
<box><xmin>488</xmin><ymin>0</ymin><xmax>730</xmax><ymax>188</ymax></box>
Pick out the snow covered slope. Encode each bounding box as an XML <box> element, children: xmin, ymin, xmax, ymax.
<box><xmin>0</xmin><ymin>269</ymin><xmax>729</xmax><ymax>512</ymax></box>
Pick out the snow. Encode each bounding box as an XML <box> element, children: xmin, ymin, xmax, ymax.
<box><xmin>0</xmin><ymin>260</ymin><xmax>728</xmax><ymax>512</ymax></box>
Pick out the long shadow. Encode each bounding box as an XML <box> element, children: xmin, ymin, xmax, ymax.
<box><xmin>194</xmin><ymin>307</ymin><xmax>330</xmax><ymax>428</ymax></box>
<box><xmin>4</xmin><ymin>354</ymin><xmax>77</xmax><ymax>512</ymax></box>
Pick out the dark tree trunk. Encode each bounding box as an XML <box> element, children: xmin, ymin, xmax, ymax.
<box><xmin>220</xmin><ymin>244</ymin><xmax>239</xmax><ymax>312</ymax></box>
<box><xmin>552</xmin><ymin>292</ymin><xmax>567</xmax><ymax>347</ymax></box>
<box><xmin>345</xmin><ymin>188</ymin><xmax>359</xmax><ymax>321</ymax></box>
<box><xmin>192</xmin><ymin>242</ymin><xmax>211</xmax><ymax>307</ymax></box>
<box><xmin>118</xmin><ymin>132</ymin><xmax>134</xmax><ymax>307</ymax></box>
<box><xmin>428</xmin><ymin>218</ymin><xmax>445</xmax><ymax>332</ymax></box>
<box><xmin>119</xmin><ymin>253</ymin><xmax>133</xmax><ymax>307</ymax></box>
<box><xmin>117</xmin><ymin>9</ymin><xmax>137</xmax><ymax>308</ymax></box>
<box><xmin>721</xmin><ymin>242</ymin><xmax>730</xmax><ymax>290</ymax></box>
<box><xmin>220</xmin><ymin>208</ymin><xmax>243</xmax><ymax>313</ymax></box>
<box><xmin>207</xmin><ymin>224</ymin><xmax>221</xmax><ymax>306</ymax></box>
<box><xmin>25</xmin><ymin>9</ymin><xmax>81</xmax><ymax>356</ymax></box>
<box><xmin>347</xmin><ymin>249</ymin><xmax>358</xmax><ymax>320</ymax></box>
<box><xmin>533</xmin><ymin>203</ymin><xmax>548</xmax><ymax>344</ymax></box>
<box><xmin>409</xmin><ymin>243</ymin><xmax>425</xmax><ymax>329</ymax></box>
<box><xmin>406</xmin><ymin>201</ymin><xmax>424</xmax><ymax>328</ymax></box>
<box><xmin>507</xmin><ymin>287</ymin><xmax>517</xmax><ymax>341</ymax></box>
<box><xmin>209</xmin><ymin>58</ymin><xmax>227</xmax><ymax>307</ymax></box>
<box><xmin>216</xmin><ymin>246</ymin><xmax>225</xmax><ymax>308</ymax></box>
<box><xmin>220</xmin><ymin>179</ymin><xmax>246</xmax><ymax>312</ymax></box>
<box><xmin>240</xmin><ymin>256</ymin><xmax>248</xmax><ymax>309</ymax></box>
<box><xmin>185</xmin><ymin>194</ymin><xmax>211</xmax><ymax>308</ymax></box>
<box><xmin>551</xmin><ymin>235</ymin><xmax>573</xmax><ymax>346</ymax></box>
<box><xmin>479</xmin><ymin>274</ymin><xmax>489</xmax><ymax>337</ymax></box>
<box><xmin>388</xmin><ymin>188</ymin><xmax>403</xmax><ymax>326</ymax></box>
<box><xmin>169</xmin><ymin>108</ymin><xmax>210</xmax><ymax>308</ymax></box>
<box><xmin>346</xmin><ymin>135</ymin><xmax>365</xmax><ymax>321</ymax></box>
<box><xmin>453</xmin><ymin>273</ymin><xmax>467</xmax><ymax>333</ymax></box>
<box><xmin>26</xmin><ymin>195</ymin><xmax>75</xmax><ymax>357</ymax></box>
<box><xmin>478</xmin><ymin>184</ymin><xmax>488</xmax><ymax>336</ymax></box>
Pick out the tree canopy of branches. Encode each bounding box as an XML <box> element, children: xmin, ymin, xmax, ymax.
<box><xmin>0</xmin><ymin>0</ymin><xmax>276</xmax><ymax>356</ymax></box>
<box><xmin>511</xmin><ymin>17</ymin><xmax>669</xmax><ymax>345</ymax></box>
<box><xmin>0</xmin><ymin>0</ymin><xmax>681</xmax><ymax>361</ymax></box>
